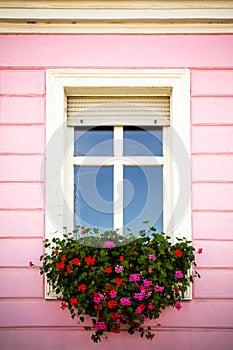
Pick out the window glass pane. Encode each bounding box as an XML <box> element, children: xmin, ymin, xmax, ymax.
<box><xmin>74</xmin><ymin>166</ymin><xmax>113</xmax><ymax>232</ymax></box>
<box><xmin>74</xmin><ymin>126</ymin><xmax>113</xmax><ymax>156</ymax></box>
<box><xmin>123</xmin><ymin>166</ymin><xmax>163</xmax><ymax>235</ymax></box>
<box><xmin>124</xmin><ymin>126</ymin><xmax>162</xmax><ymax>156</ymax></box>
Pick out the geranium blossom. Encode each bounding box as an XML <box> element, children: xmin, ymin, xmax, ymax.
<box><xmin>56</xmin><ymin>262</ymin><xmax>65</xmax><ymax>269</ymax></box>
<box><xmin>104</xmin><ymin>267</ymin><xmax>112</xmax><ymax>274</ymax></box>
<box><xmin>174</xmin><ymin>301</ymin><xmax>182</xmax><ymax>311</ymax></box>
<box><xmin>175</xmin><ymin>270</ymin><xmax>183</xmax><ymax>279</ymax></box>
<box><xmin>115</xmin><ymin>278</ymin><xmax>123</xmax><ymax>285</ymax></box>
<box><xmin>71</xmin><ymin>257</ymin><xmax>80</xmax><ymax>265</ymax></box>
<box><xmin>148</xmin><ymin>254</ymin><xmax>156</xmax><ymax>260</ymax></box>
<box><xmin>148</xmin><ymin>268</ymin><xmax>153</xmax><ymax>273</ymax></box>
<box><xmin>61</xmin><ymin>254</ymin><xmax>66</xmax><ymax>261</ymax></box>
<box><xmin>115</xmin><ymin>265</ymin><xmax>124</xmax><ymax>273</ymax></box>
<box><xmin>78</xmin><ymin>284</ymin><xmax>87</xmax><ymax>292</ymax></box>
<box><xmin>134</xmin><ymin>293</ymin><xmax>144</xmax><ymax>301</ymax></box>
<box><xmin>93</xmin><ymin>321</ymin><xmax>107</xmax><ymax>330</ymax></box>
<box><xmin>85</xmin><ymin>256</ymin><xmax>96</xmax><ymax>265</ymax></box>
<box><xmin>154</xmin><ymin>284</ymin><xmax>164</xmax><ymax>293</ymax></box>
<box><xmin>119</xmin><ymin>255</ymin><xmax>124</xmax><ymax>262</ymax></box>
<box><xmin>120</xmin><ymin>297</ymin><xmax>131</xmax><ymax>306</ymax></box>
<box><xmin>107</xmin><ymin>300</ymin><xmax>118</xmax><ymax>308</ymax></box>
<box><xmin>143</xmin><ymin>279</ymin><xmax>152</xmax><ymax>287</ymax></box>
<box><xmin>60</xmin><ymin>302</ymin><xmax>67</xmax><ymax>310</ymax></box>
<box><xmin>197</xmin><ymin>248</ymin><xmax>203</xmax><ymax>254</ymax></box>
<box><xmin>103</xmin><ymin>241</ymin><xmax>115</xmax><ymax>248</ymax></box>
<box><xmin>66</xmin><ymin>266</ymin><xmax>72</xmax><ymax>274</ymax></box>
<box><xmin>148</xmin><ymin>302</ymin><xmax>154</xmax><ymax>310</ymax></box>
<box><xmin>129</xmin><ymin>274</ymin><xmax>140</xmax><ymax>282</ymax></box>
<box><xmin>110</xmin><ymin>289</ymin><xmax>117</xmax><ymax>298</ymax></box>
<box><xmin>93</xmin><ymin>293</ymin><xmax>106</xmax><ymax>304</ymax></box>
<box><xmin>174</xmin><ymin>249</ymin><xmax>183</xmax><ymax>257</ymax></box>
<box><xmin>70</xmin><ymin>297</ymin><xmax>78</xmax><ymax>306</ymax></box>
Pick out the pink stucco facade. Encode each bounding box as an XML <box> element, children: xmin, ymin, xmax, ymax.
<box><xmin>0</xmin><ymin>34</ymin><xmax>233</xmax><ymax>349</ymax></box>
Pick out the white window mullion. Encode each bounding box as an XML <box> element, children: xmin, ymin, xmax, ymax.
<box><xmin>114</xmin><ymin>126</ymin><xmax>123</xmax><ymax>233</ymax></box>
<box><xmin>72</xmin><ymin>156</ymin><xmax>114</xmax><ymax>166</ymax></box>
<box><xmin>114</xmin><ymin>160</ymin><xmax>123</xmax><ymax>234</ymax></box>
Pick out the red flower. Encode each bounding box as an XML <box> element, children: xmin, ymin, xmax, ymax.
<box><xmin>71</xmin><ymin>258</ymin><xmax>81</xmax><ymax>265</ymax></box>
<box><xmin>60</xmin><ymin>302</ymin><xmax>67</xmax><ymax>310</ymax></box>
<box><xmin>138</xmin><ymin>303</ymin><xmax>146</xmax><ymax>311</ymax></box>
<box><xmin>56</xmin><ymin>262</ymin><xmax>65</xmax><ymax>269</ymax></box>
<box><xmin>149</xmin><ymin>333</ymin><xmax>155</xmax><ymax>340</ymax></box>
<box><xmin>85</xmin><ymin>256</ymin><xmax>96</xmax><ymax>265</ymax></box>
<box><xmin>29</xmin><ymin>261</ymin><xmax>34</xmax><ymax>267</ymax></box>
<box><xmin>110</xmin><ymin>326</ymin><xmax>120</xmax><ymax>333</ymax></box>
<box><xmin>119</xmin><ymin>255</ymin><xmax>124</xmax><ymax>262</ymax></box>
<box><xmin>70</xmin><ymin>297</ymin><xmax>78</xmax><ymax>306</ymax></box>
<box><xmin>94</xmin><ymin>304</ymin><xmax>103</xmax><ymax>310</ymax></box>
<box><xmin>80</xmin><ymin>229</ymin><xmax>85</xmax><ymax>235</ymax></box>
<box><xmin>174</xmin><ymin>249</ymin><xmax>183</xmax><ymax>258</ymax></box>
<box><xmin>110</xmin><ymin>312</ymin><xmax>119</xmax><ymax>319</ymax></box>
<box><xmin>108</xmin><ymin>300</ymin><xmax>118</xmax><ymax>308</ymax></box>
<box><xmin>66</xmin><ymin>266</ymin><xmax>72</xmax><ymax>274</ymax></box>
<box><xmin>104</xmin><ymin>267</ymin><xmax>112</xmax><ymax>274</ymax></box>
<box><xmin>115</xmin><ymin>278</ymin><xmax>123</xmax><ymax>285</ymax></box>
<box><xmin>54</xmin><ymin>249</ymin><xmax>59</xmax><ymax>255</ymax></box>
<box><xmin>78</xmin><ymin>284</ymin><xmax>87</xmax><ymax>292</ymax></box>
<box><xmin>197</xmin><ymin>248</ymin><xmax>203</xmax><ymax>254</ymax></box>
<box><xmin>61</xmin><ymin>254</ymin><xmax>66</xmax><ymax>261</ymax></box>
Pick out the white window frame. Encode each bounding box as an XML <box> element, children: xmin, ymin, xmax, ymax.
<box><xmin>46</xmin><ymin>68</ymin><xmax>191</xmax><ymax>298</ymax></box>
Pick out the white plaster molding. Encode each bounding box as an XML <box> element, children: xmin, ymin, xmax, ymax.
<box><xmin>0</xmin><ymin>0</ymin><xmax>233</xmax><ymax>33</ymax></box>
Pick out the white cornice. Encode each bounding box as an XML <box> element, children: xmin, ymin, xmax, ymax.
<box><xmin>0</xmin><ymin>1</ymin><xmax>233</xmax><ymax>33</ymax></box>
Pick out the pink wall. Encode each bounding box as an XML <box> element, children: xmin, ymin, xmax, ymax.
<box><xmin>0</xmin><ymin>34</ymin><xmax>233</xmax><ymax>350</ymax></box>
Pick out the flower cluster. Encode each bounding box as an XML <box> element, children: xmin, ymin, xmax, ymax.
<box><xmin>40</xmin><ymin>226</ymin><xmax>201</xmax><ymax>343</ymax></box>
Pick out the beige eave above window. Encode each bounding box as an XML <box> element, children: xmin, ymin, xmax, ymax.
<box><xmin>0</xmin><ymin>0</ymin><xmax>233</xmax><ymax>33</ymax></box>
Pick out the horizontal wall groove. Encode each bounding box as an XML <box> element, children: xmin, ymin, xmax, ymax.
<box><xmin>191</xmin><ymin>94</ymin><xmax>233</xmax><ymax>97</ymax></box>
<box><xmin>192</xmin><ymin>123</ymin><xmax>233</xmax><ymax>127</ymax></box>
<box><xmin>192</xmin><ymin>180</ymin><xmax>233</xmax><ymax>184</ymax></box>
<box><xmin>0</xmin><ymin>208</ymin><xmax>44</xmax><ymax>212</ymax></box>
<box><xmin>0</xmin><ymin>325</ymin><xmax>233</xmax><ymax>332</ymax></box>
<box><xmin>0</xmin><ymin>94</ymin><xmax>45</xmax><ymax>98</ymax></box>
<box><xmin>194</xmin><ymin>267</ymin><xmax>233</xmax><ymax>271</ymax></box>
<box><xmin>0</xmin><ymin>181</ymin><xmax>44</xmax><ymax>184</ymax></box>
<box><xmin>0</xmin><ymin>123</ymin><xmax>45</xmax><ymax>126</ymax></box>
<box><xmin>192</xmin><ymin>209</ymin><xmax>233</xmax><ymax>212</ymax></box>
<box><xmin>192</xmin><ymin>152</ymin><xmax>233</xmax><ymax>155</ymax></box>
<box><xmin>193</xmin><ymin>238</ymin><xmax>233</xmax><ymax>242</ymax></box>
<box><xmin>0</xmin><ymin>153</ymin><xmax>44</xmax><ymax>156</ymax></box>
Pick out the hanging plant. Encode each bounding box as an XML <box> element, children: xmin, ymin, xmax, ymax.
<box><xmin>39</xmin><ymin>224</ymin><xmax>202</xmax><ymax>343</ymax></box>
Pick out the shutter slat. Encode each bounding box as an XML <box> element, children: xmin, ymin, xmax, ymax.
<box><xmin>67</xmin><ymin>96</ymin><xmax>170</xmax><ymax>126</ymax></box>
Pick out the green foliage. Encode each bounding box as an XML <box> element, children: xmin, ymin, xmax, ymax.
<box><xmin>40</xmin><ymin>225</ymin><xmax>201</xmax><ymax>343</ymax></box>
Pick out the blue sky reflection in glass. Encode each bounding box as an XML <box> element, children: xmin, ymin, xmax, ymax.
<box><xmin>123</xmin><ymin>166</ymin><xmax>163</xmax><ymax>235</ymax></box>
<box><xmin>74</xmin><ymin>166</ymin><xmax>113</xmax><ymax>232</ymax></box>
<box><xmin>124</xmin><ymin>126</ymin><xmax>162</xmax><ymax>156</ymax></box>
<box><xmin>74</xmin><ymin>126</ymin><xmax>113</xmax><ymax>156</ymax></box>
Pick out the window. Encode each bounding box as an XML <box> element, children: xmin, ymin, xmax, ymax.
<box><xmin>67</xmin><ymin>96</ymin><xmax>169</xmax><ymax>235</ymax></box>
<box><xmin>46</xmin><ymin>69</ymin><xmax>191</xmax><ymax>297</ymax></box>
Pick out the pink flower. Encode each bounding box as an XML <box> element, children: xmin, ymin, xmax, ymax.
<box><xmin>110</xmin><ymin>289</ymin><xmax>117</xmax><ymax>298</ymax></box>
<box><xmin>174</xmin><ymin>301</ymin><xmax>182</xmax><ymax>311</ymax></box>
<box><xmin>148</xmin><ymin>254</ymin><xmax>156</xmax><ymax>260</ymax></box>
<box><xmin>134</xmin><ymin>293</ymin><xmax>144</xmax><ymax>301</ymax></box>
<box><xmin>154</xmin><ymin>284</ymin><xmax>164</xmax><ymax>293</ymax></box>
<box><xmin>115</xmin><ymin>265</ymin><xmax>124</xmax><ymax>273</ymax></box>
<box><xmin>94</xmin><ymin>293</ymin><xmax>106</xmax><ymax>304</ymax></box>
<box><xmin>103</xmin><ymin>241</ymin><xmax>115</xmax><ymax>248</ymax></box>
<box><xmin>175</xmin><ymin>270</ymin><xmax>183</xmax><ymax>279</ymax></box>
<box><xmin>93</xmin><ymin>322</ymin><xmax>107</xmax><ymax>330</ymax></box>
<box><xmin>148</xmin><ymin>268</ymin><xmax>153</xmax><ymax>273</ymax></box>
<box><xmin>148</xmin><ymin>302</ymin><xmax>154</xmax><ymax>310</ymax></box>
<box><xmin>129</xmin><ymin>274</ymin><xmax>141</xmax><ymax>282</ymax></box>
<box><xmin>120</xmin><ymin>297</ymin><xmax>131</xmax><ymax>306</ymax></box>
<box><xmin>143</xmin><ymin>279</ymin><xmax>152</xmax><ymax>287</ymax></box>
